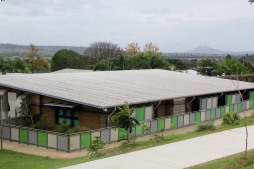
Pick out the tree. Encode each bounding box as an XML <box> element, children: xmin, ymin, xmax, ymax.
<box><xmin>216</xmin><ymin>55</ymin><xmax>251</xmax><ymax>76</ymax></box>
<box><xmin>84</xmin><ymin>42</ymin><xmax>122</xmax><ymax>61</ymax></box>
<box><xmin>249</xmin><ymin>0</ymin><xmax>254</xmax><ymax>4</ymax></box>
<box><xmin>51</xmin><ymin>49</ymin><xmax>81</xmax><ymax>71</ymax></box>
<box><xmin>166</xmin><ymin>58</ymin><xmax>187</xmax><ymax>70</ymax></box>
<box><xmin>12</xmin><ymin>57</ymin><xmax>30</xmax><ymax>73</ymax></box>
<box><xmin>197</xmin><ymin>58</ymin><xmax>217</xmax><ymax>76</ymax></box>
<box><xmin>124</xmin><ymin>42</ymin><xmax>141</xmax><ymax>56</ymax></box>
<box><xmin>111</xmin><ymin>102</ymin><xmax>140</xmax><ymax>142</ymax></box>
<box><xmin>143</xmin><ymin>42</ymin><xmax>161</xmax><ymax>56</ymax></box>
<box><xmin>0</xmin><ymin>57</ymin><xmax>30</xmax><ymax>74</ymax></box>
<box><xmin>26</xmin><ymin>44</ymin><xmax>49</xmax><ymax>73</ymax></box>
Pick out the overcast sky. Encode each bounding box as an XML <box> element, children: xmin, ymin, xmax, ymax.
<box><xmin>0</xmin><ymin>0</ymin><xmax>253</xmax><ymax>52</ymax></box>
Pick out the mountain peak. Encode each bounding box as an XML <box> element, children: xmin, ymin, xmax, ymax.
<box><xmin>188</xmin><ymin>46</ymin><xmax>229</xmax><ymax>54</ymax></box>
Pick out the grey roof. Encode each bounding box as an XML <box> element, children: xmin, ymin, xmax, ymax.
<box><xmin>52</xmin><ymin>68</ymin><xmax>93</xmax><ymax>73</ymax></box>
<box><xmin>0</xmin><ymin>69</ymin><xmax>253</xmax><ymax>109</ymax></box>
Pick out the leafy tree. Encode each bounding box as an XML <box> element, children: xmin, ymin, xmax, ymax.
<box><xmin>111</xmin><ymin>102</ymin><xmax>140</xmax><ymax>142</ymax></box>
<box><xmin>0</xmin><ymin>57</ymin><xmax>13</xmax><ymax>74</ymax></box>
<box><xmin>51</xmin><ymin>49</ymin><xmax>81</xmax><ymax>71</ymax></box>
<box><xmin>216</xmin><ymin>55</ymin><xmax>251</xmax><ymax>75</ymax></box>
<box><xmin>197</xmin><ymin>58</ymin><xmax>217</xmax><ymax>76</ymax></box>
<box><xmin>19</xmin><ymin>97</ymin><xmax>33</xmax><ymax>126</ymax></box>
<box><xmin>12</xmin><ymin>57</ymin><xmax>30</xmax><ymax>73</ymax></box>
<box><xmin>26</xmin><ymin>44</ymin><xmax>49</xmax><ymax>73</ymax></box>
<box><xmin>249</xmin><ymin>0</ymin><xmax>254</xmax><ymax>4</ymax></box>
<box><xmin>124</xmin><ymin>42</ymin><xmax>141</xmax><ymax>56</ymax></box>
<box><xmin>166</xmin><ymin>58</ymin><xmax>187</xmax><ymax>70</ymax></box>
<box><xmin>84</xmin><ymin>42</ymin><xmax>122</xmax><ymax>61</ymax></box>
<box><xmin>143</xmin><ymin>42</ymin><xmax>161</xmax><ymax>56</ymax></box>
<box><xmin>0</xmin><ymin>57</ymin><xmax>30</xmax><ymax>74</ymax></box>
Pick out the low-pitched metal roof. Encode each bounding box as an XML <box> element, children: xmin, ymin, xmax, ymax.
<box><xmin>0</xmin><ymin>69</ymin><xmax>253</xmax><ymax>109</ymax></box>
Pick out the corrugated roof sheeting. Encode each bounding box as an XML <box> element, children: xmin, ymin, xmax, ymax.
<box><xmin>0</xmin><ymin>69</ymin><xmax>253</xmax><ymax>108</ymax></box>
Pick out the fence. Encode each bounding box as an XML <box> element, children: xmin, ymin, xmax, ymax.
<box><xmin>1</xmin><ymin>99</ymin><xmax>253</xmax><ymax>152</ymax></box>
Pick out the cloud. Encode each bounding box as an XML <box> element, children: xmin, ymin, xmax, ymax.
<box><xmin>0</xmin><ymin>0</ymin><xmax>253</xmax><ymax>52</ymax></box>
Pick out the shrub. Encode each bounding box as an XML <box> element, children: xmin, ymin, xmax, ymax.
<box><xmin>54</xmin><ymin>124</ymin><xmax>87</xmax><ymax>134</ymax></box>
<box><xmin>32</xmin><ymin>116</ymin><xmax>49</xmax><ymax>130</ymax></box>
<box><xmin>222</xmin><ymin>113</ymin><xmax>240</xmax><ymax>125</ymax></box>
<box><xmin>87</xmin><ymin>136</ymin><xmax>105</xmax><ymax>156</ymax></box>
<box><xmin>196</xmin><ymin>120</ymin><xmax>215</xmax><ymax>132</ymax></box>
<box><xmin>65</xmin><ymin>126</ymin><xmax>86</xmax><ymax>134</ymax></box>
<box><xmin>54</xmin><ymin>123</ymin><xmax>70</xmax><ymax>133</ymax></box>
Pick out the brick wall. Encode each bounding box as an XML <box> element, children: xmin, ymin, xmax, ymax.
<box><xmin>156</xmin><ymin>104</ymin><xmax>166</xmax><ymax>118</ymax></box>
<box><xmin>41</xmin><ymin>106</ymin><xmax>55</xmax><ymax>129</ymax></box>
<box><xmin>79</xmin><ymin>111</ymin><xmax>101</xmax><ymax>130</ymax></box>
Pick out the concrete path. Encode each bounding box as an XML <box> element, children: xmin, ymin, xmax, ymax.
<box><xmin>62</xmin><ymin>125</ymin><xmax>254</xmax><ymax>169</ymax></box>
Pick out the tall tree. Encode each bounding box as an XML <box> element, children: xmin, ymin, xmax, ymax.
<box><xmin>111</xmin><ymin>102</ymin><xmax>139</xmax><ymax>142</ymax></box>
<box><xmin>143</xmin><ymin>42</ymin><xmax>161</xmax><ymax>56</ymax></box>
<box><xmin>51</xmin><ymin>49</ymin><xmax>81</xmax><ymax>71</ymax></box>
<box><xmin>26</xmin><ymin>44</ymin><xmax>48</xmax><ymax>73</ymax></box>
<box><xmin>249</xmin><ymin>0</ymin><xmax>254</xmax><ymax>4</ymax></box>
<box><xmin>216</xmin><ymin>55</ymin><xmax>251</xmax><ymax>76</ymax></box>
<box><xmin>124</xmin><ymin>42</ymin><xmax>141</xmax><ymax>56</ymax></box>
<box><xmin>197</xmin><ymin>58</ymin><xmax>217</xmax><ymax>76</ymax></box>
<box><xmin>84</xmin><ymin>42</ymin><xmax>122</xmax><ymax>61</ymax></box>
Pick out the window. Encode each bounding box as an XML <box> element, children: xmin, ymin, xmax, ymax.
<box><xmin>56</xmin><ymin>108</ymin><xmax>79</xmax><ymax>127</ymax></box>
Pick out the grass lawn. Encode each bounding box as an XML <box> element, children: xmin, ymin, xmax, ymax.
<box><xmin>0</xmin><ymin>150</ymin><xmax>88</xmax><ymax>169</ymax></box>
<box><xmin>189</xmin><ymin>149</ymin><xmax>254</xmax><ymax>169</ymax></box>
<box><xmin>0</xmin><ymin>114</ymin><xmax>254</xmax><ymax>169</ymax></box>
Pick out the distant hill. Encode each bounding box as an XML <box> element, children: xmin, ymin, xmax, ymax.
<box><xmin>0</xmin><ymin>43</ymin><xmax>86</xmax><ymax>57</ymax></box>
<box><xmin>166</xmin><ymin>46</ymin><xmax>254</xmax><ymax>59</ymax></box>
<box><xmin>187</xmin><ymin>46</ymin><xmax>229</xmax><ymax>55</ymax></box>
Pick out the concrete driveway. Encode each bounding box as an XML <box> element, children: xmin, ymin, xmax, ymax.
<box><xmin>62</xmin><ymin>126</ymin><xmax>254</xmax><ymax>169</ymax></box>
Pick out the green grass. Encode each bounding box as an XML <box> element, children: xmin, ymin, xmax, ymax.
<box><xmin>0</xmin><ymin>150</ymin><xmax>88</xmax><ymax>169</ymax></box>
<box><xmin>1</xmin><ymin>114</ymin><xmax>254</xmax><ymax>169</ymax></box>
<box><xmin>189</xmin><ymin>149</ymin><xmax>254</xmax><ymax>169</ymax></box>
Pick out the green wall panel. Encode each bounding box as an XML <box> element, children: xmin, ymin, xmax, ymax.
<box><xmin>157</xmin><ymin>119</ymin><xmax>165</xmax><ymax>131</ymax></box>
<box><xmin>250</xmin><ymin>92</ymin><xmax>254</xmax><ymax>99</ymax></box>
<box><xmin>230</xmin><ymin>105</ymin><xmax>234</xmax><ymax>113</ymax></box>
<box><xmin>38</xmin><ymin>131</ymin><xmax>47</xmax><ymax>147</ymax></box>
<box><xmin>171</xmin><ymin>116</ymin><xmax>177</xmax><ymax>128</ymax></box>
<box><xmin>237</xmin><ymin>102</ymin><xmax>242</xmax><ymax>112</ymax></box>
<box><xmin>226</xmin><ymin>95</ymin><xmax>232</xmax><ymax>105</ymax></box>
<box><xmin>19</xmin><ymin>129</ymin><xmax>28</xmax><ymax>143</ymax></box>
<box><xmin>135</xmin><ymin>125</ymin><xmax>143</xmax><ymax>136</ymax></box>
<box><xmin>220</xmin><ymin>106</ymin><xmax>226</xmax><ymax>117</ymax></box>
<box><xmin>136</xmin><ymin>107</ymin><xmax>145</xmax><ymax>121</ymax></box>
<box><xmin>119</xmin><ymin>128</ymin><xmax>127</xmax><ymax>140</ymax></box>
<box><xmin>210</xmin><ymin>109</ymin><xmax>216</xmax><ymax>119</ymax></box>
<box><xmin>81</xmin><ymin>132</ymin><xmax>91</xmax><ymax>148</ymax></box>
<box><xmin>250</xmin><ymin>99</ymin><xmax>254</xmax><ymax>109</ymax></box>
<box><xmin>195</xmin><ymin>112</ymin><xmax>201</xmax><ymax>123</ymax></box>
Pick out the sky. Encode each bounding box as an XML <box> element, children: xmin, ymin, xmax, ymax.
<box><xmin>0</xmin><ymin>0</ymin><xmax>253</xmax><ymax>52</ymax></box>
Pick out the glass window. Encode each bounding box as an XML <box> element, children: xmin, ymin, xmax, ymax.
<box><xmin>66</xmin><ymin>119</ymin><xmax>71</xmax><ymax>125</ymax></box>
<box><xmin>74</xmin><ymin>120</ymin><xmax>79</xmax><ymax>126</ymax></box>
<box><xmin>56</xmin><ymin>108</ymin><xmax>79</xmax><ymax>127</ymax></box>
<box><xmin>58</xmin><ymin>118</ymin><xmax>64</xmax><ymax>124</ymax></box>
<box><xmin>58</xmin><ymin>108</ymin><xmax>64</xmax><ymax>116</ymax></box>
<box><xmin>74</xmin><ymin>111</ymin><xmax>79</xmax><ymax>118</ymax></box>
<box><xmin>66</xmin><ymin>110</ymin><xmax>71</xmax><ymax>117</ymax></box>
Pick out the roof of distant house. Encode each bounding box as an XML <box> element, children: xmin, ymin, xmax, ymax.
<box><xmin>0</xmin><ymin>69</ymin><xmax>253</xmax><ymax>109</ymax></box>
<box><xmin>52</xmin><ymin>68</ymin><xmax>93</xmax><ymax>73</ymax></box>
